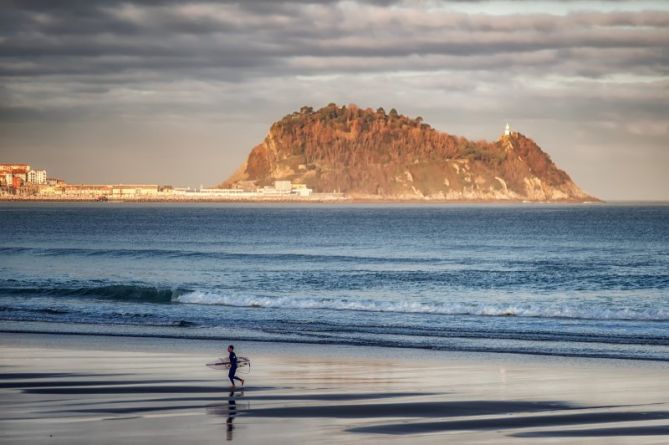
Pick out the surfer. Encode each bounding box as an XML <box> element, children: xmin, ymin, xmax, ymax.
<box><xmin>227</xmin><ymin>345</ymin><xmax>244</xmax><ymax>388</ymax></box>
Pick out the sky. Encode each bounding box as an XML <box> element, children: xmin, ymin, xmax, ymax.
<box><xmin>0</xmin><ymin>0</ymin><xmax>667</xmax><ymax>200</ymax></box>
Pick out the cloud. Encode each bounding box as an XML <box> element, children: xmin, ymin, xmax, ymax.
<box><xmin>2</xmin><ymin>3</ymin><xmax>668</xmax><ymax>72</ymax></box>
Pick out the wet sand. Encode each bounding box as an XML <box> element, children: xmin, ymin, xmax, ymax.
<box><xmin>1</xmin><ymin>333</ymin><xmax>668</xmax><ymax>444</ymax></box>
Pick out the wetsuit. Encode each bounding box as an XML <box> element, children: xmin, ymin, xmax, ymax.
<box><xmin>228</xmin><ymin>351</ymin><xmax>243</xmax><ymax>385</ymax></box>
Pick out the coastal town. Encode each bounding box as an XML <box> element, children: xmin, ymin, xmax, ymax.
<box><xmin>0</xmin><ymin>163</ymin><xmax>344</xmax><ymax>202</ymax></box>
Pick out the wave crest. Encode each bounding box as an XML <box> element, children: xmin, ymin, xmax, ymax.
<box><xmin>175</xmin><ymin>291</ymin><xmax>669</xmax><ymax>321</ymax></box>
<box><xmin>0</xmin><ymin>285</ymin><xmax>181</xmax><ymax>303</ymax></box>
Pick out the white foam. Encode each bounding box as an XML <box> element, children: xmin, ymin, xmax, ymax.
<box><xmin>175</xmin><ymin>291</ymin><xmax>669</xmax><ymax>321</ymax></box>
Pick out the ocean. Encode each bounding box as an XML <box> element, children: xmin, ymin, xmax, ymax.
<box><xmin>1</xmin><ymin>203</ymin><xmax>668</xmax><ymax>361</ymax></box>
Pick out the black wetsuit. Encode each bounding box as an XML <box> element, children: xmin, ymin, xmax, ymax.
<box><xmin>228</xmin><ymin>351</ymin><xmax>243</xmax><ymax>385</ymax></box>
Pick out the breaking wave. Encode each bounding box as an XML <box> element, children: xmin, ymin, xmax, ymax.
<box><xmin>0</xmin><ymin>285</ymin><xmax>182</xmax><ymax>303</ymax></box>
<box><xmin>3</xmin><ymin>284</ymin><xmax>668</xmax><ymax>322</ymax></box>
<box><xmin>175</xmin><ymin>291</ymin><xmax>669</xmax><ymax>322</ymax></box>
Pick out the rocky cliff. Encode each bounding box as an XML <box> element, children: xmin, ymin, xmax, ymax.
<box><xmin>222</xmin><ymin>103</ymin><xmax>595</xmax><ymax>201</ymax></box>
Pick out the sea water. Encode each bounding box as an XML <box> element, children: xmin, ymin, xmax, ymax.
<box><xmin>1</xmin><ymin>203</ymin><xmax>668</xmax><ymax>361</ymax></box>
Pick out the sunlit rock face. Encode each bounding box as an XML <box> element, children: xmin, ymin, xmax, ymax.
<box><xmin>222</xmin><ymin>103</ymin><xmax>596</xmax><ymax>202</ymax></box>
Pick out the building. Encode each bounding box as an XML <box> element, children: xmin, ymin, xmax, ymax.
<box><xmin>274</xmin><ymin>180</ymin><xmax>292</xmax><ymax>192</ymax></box>
<box><xmin>57</xmin><ymin>184</ymin><xmax>161</xmax><ymax>199</ymax></box>
<box><xmin>1</xmin><ymin>164</ymin><xmax>49</xmax><ymax>188</ymax></box>
<box><xmin>47</xmin><ymin>178</ymin><xmax>65</xmax><ymax>186</ymax></box>
<box><xmin>12</xmin><ymin>176</ymin><xmax>24</xmax><ymax>189</ymax></box>
<box><xmin>256</xmin><ymin>180</ymin><xmax>313</xmax><ymax>197</ymax></box>
<box><xmin>504</xmin><ymin>123</ymin><xmax>511</xmax><ymax>136</ymax></box>
<box><xmin>110</xmin><ymin>185</ymin><xmax>160</xmax><ymax>197</ymax></box>
<box><xmin>0</xmin><ymin>163</ymin><xmax>29</xmax><ymax>188</ymax></box>
<box><xmin>1</xmin><ymin>173</ymin><xmax>12</xmax><ymax>187</ymax></box>
<box><xmin>27</xmin><ymin>169</ymin><xmax>47</xmax><ymax>184</ymax></box>
<box><xmin>62</xmin><ymin>184</ymin><xmax>112</xmax><ymax>197</ymax></box>
<box><xmin>291</xmin><ymin>183</ymin><xmax>313</xmax><ymax>197</ymax></box>
<box><xmin>194</xmin><ymin>188</ymin><xmax>259</xmax><ymax>199</ymax></box>
<box><xmin>258</xmin><ymin>181</ymin><xmax>290</xmax><ymax>195</ymax></box>
<box><xmin>0</xmin><ymin>164</ymin><xmax>30</xmax><ymax>175</ymax></box>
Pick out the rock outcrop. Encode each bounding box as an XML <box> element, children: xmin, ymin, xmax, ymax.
<box><xmin>222</xmin><ymin>103</ymin><xmax>596</xmax><ymax>201</ymax></box>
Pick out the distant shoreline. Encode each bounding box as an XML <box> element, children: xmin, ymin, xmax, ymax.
<box><xmin>0</xmin><ymin>196</ymin><xmax>602</xmax><ymax>204</ymax></box>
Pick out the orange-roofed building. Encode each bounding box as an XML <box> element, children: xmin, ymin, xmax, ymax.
<box><xmin>0</xmin><ymin>164</ymin><xmax>30</xmax><ymax>174</ymax></box>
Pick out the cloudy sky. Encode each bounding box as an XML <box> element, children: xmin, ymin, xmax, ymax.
<box><xmin>1</xmin><ymin>0</ymin><xmax>667</xmax><ymax>199</ymax></box>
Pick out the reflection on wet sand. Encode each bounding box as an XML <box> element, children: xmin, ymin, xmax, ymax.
<box><xmin>227</xmin><ymin>390</ymin><xmax>237</xmax><ymax>441</ymax></box>
<box><xmin>205</xmin><ymin>390</ymin><xmax>248</xmax><ymax>441</ymax></box>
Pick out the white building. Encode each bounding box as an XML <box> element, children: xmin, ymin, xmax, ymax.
<box><xmin>27</xmin><ymin>169</ymin><xmax>47</xmax><ymax>184</ymax></box>
<box><xmin>294</xmin><ymin>188</ymin><xmax>312</xmax><ymax>197</ymax></box>
<box><xmin>504</xmin><ymin>123</ymin><xmax>511</xmax><ymax>136</ymax></box>
<box><xmin>198</xmin><ymin>188</ymin><xmax>256</xmax><ymax>197</ymax></box>
<box><xmin>274</xmin><ymin>180</ymin><xmax>293</xmax><ymax>193</ymax></box>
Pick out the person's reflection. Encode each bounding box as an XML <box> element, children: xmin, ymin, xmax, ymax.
<box><xmin>226</xmin><ymin>390</ymin><xmax>239</xmax><ymax>441</ymax></box>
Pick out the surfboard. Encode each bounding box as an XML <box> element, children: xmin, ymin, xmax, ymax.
<box><xmin>206</xmin><ymin>356</ymin><xmax>251</xmax><ymax>371</ymax></box>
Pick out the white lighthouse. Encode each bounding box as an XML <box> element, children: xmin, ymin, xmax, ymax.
<box><xmin>504</xmin><ymin>123</ymin><xmax>511</xmax><ymax>136</ymax></box>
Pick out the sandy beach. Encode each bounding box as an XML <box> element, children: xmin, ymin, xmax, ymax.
<box><xmin>1</xmin><ymin>333</ymin><xmax>668</xmax><ymax>444</ymax></box>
